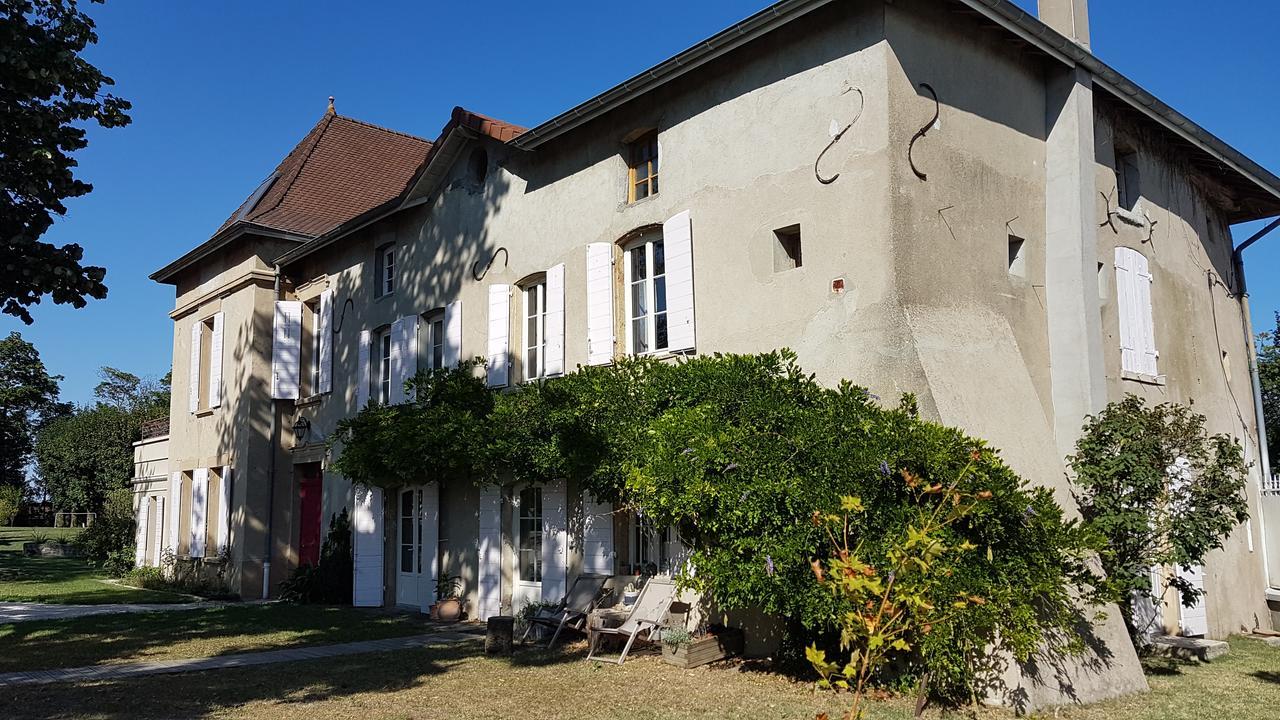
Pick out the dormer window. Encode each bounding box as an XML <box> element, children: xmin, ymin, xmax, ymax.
<box><xmin>376</xmin><ymin>244</ymin><xmax>395</xmax><ymax>297</ymax></box>
<box><xmin>627</xmin><ymin>131</ymin><xmax>659</xmax><ymax>203</ymax></box>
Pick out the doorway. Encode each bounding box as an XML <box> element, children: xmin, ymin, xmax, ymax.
<box><xmin>396</xmin><ymin>486</ymin><xmax>427</xmax><ymax>607</ymax></box>
<box><xmin>512</xmin><ymin>485</ymin><xmax>543</xmax><ymax>610</ymax></box>
<box><xmin>297</xmin><ymin>463</ymin><xmax>323</xmax><ymax>567</ymax></box>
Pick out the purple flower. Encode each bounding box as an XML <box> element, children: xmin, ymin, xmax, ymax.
<box><xmin>681</xmin><ymin>448</ymin><xmax>696</xmax><ymax>456</ymax></box>
<box><xmin>724</xmin><ymin>462</ymin><xmax>739</xmax><ymax>473</ymax></box>
<box><xmin>765</xmin><ymin>555</ymin><xmax>775</xmax><ymax>577</ymax></box>
<box><xmin>879</xmin><ymin>461</ymin><xmax>891</xmax><ymax>477</ymax></box>
<box><xmin>862</xmin><ymin>388</ymin><xmax>881</xmax><ymax>401</ymax></box>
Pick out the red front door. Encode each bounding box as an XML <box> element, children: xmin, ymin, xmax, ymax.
<box><xmin>298</xmin><ymin>463</ymin><xmax>323</xmax><ymax>566</ymax></box>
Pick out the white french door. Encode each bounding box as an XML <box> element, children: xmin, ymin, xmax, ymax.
<box><xmin>512</xmin><ymin>485</ymin><xmax>543</xmax><ymax>611</ymax></box>
<box><xmin>396</xmin><ymin>487</ymin><xmax>426</xmax><ymax>607</ymax></box>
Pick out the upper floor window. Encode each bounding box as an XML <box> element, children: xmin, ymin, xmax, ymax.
<box><xmin>523</xmin><ymin>281</ymin><xmax>547</xmax><ymax>381</ymax></box>
<box><xmin>627</xmin><ymin>132</ymin><xmax>658</xmax><ymax>203</ymax></box>
<box><xmin>306</xmin><ymin>300</ymin><xmax>321</xmax><ymax>396</ymax></box>
<box><xmin>624</xmin><ymin>229</ymin><xmax>667</xmax><ymax>355</ymax></box>
<box><xmin>378</xmin><ymin>328</ymin><xmax>393</xmax><ymax>404</ymax></box>
<box><xmin>423</xmin><ymin>311</ymin><xmax>445</xmax><ymax>371</ymax></box>
<box><xmin>376</xmin><ymin>244</ymin><xmax>396</xmax><ymax>297</ymax></box>
<box><xmin>1115</xmin><ymin>148</ymin><xmax>1140</xmax><ymax>211</ymax></box>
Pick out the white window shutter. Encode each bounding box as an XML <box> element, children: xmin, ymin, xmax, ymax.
<box><xmin>208</xmin><ymin>312</ymin><xmax>224</xmax><ymax>408</ymax></box>
<box><xmin>167</xmin><ymin>471</ymin><xmax>182</xmax><ymax>553</ymax></box>
<box><xmin>419</xmin><ymin>482</ymin><xmax>440</xmax><ymax>613</ymax></box>
<box><xmin>477</xmin><ymin>486</ymin><xmax>502</xmax><ymax>619</ymax></box>
<box><xmin>1177</xmin><ymin>564</ymin><xmax>1208</xmax><ymax>636</ymax></box>
<box><xmin>388</xmin><ymin>317</ymin><xmax>405</xmax><ymax>405</ymax></box>
<box><xmin>443</xmin><ymin>301</ymin><xmax>463</xmax><ymax>368</ymax></box>
<box><xmin>585</xmin><ymin>243</ymin><xmax>614</xmax><ymax>366</ymax></box>
<box><xmin>271</xmin><ymin>300</ymin><xmax>303</xmax><ymax>399</ymax></box>
<box><xmin>152</xmin><ymin>497</ymin><xmax>165</xmax><ymax>567</ymax></box>
<box><xmin>390</xmin><ymin>315</ymin><xmax>418</xmax><ymax>404</ymax></box>
<box><xmin>356</xmin><ymin>329</ymin><xmax>372</xmax><ymax>408</ymax></box>
<box><xmin>582</xmin><ymin>492</ymin><xmax>614</xmax><ymax>575</ymax></box>
<box><xmin>318</xmin><ymin>289</ymin><xmax>334</xmax><ymax>394</ymax></box>
<box><xmin>545</xmin><ymin>264</ymin><xmax>566</xmax><ymax>376</ymax></box>
<box><xmin>540</xmin><ymin>479</ymin><xmax>568</xmax><ymax>603</ymax></box>
<box><xmin>1115</xmin><ymin>247</ymin><xmax>1140</xmax><ymax>374</ymax></box>
<box><xmin>487</xmin><ymin>285</ymin><xmax>510</xmax><ymax>387</ymax></box>
<box><xmin>134</xmin><ymin>496</ymin><xmax>149</xmax><ymax>568</ymax></box>
<box><xmin>663</xmin><ymin>210</ymin><xmax>696</xmax><ymax>353</ymax></box>
<box><xmin>352</xmin><ymin>484</ymin><xmax>384</xmax><ymax>607</ymax></box>
<box><xmin>1133</xmin><ymin>253</ymin><xmax>1158</xmax><ymax>376</ymax></box>
<box><xmin>190</xmin><ymin>468</ymin><xmax>209</xmax><ymax>558</ymax></box>
<box><xmin>188</xmin><ymin>322</ymin><xmax>201</xmax><ymax>413</ymax></box>
<box><xmin>216</xmin><ymin>466</ymin><xmax>232</xmax><ymax>554</ymax></box>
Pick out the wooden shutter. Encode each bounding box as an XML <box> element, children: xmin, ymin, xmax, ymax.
<box><xmin>318</xmin><ymin>289</ymin><xmax>334</xmax><ymax>394</ymax></box>
<box><xmin>271</xmin><ymin>300</ymin><xmax>303</xmax><ymax>399</ymax></box>
<box><xmin>1178</xmin><ymin>564</ymin><xmax>1208</xmax><ymax>636</ymax></box>
<box><xmin>152</xmin><ymin>497</ymin><xmax>164</xmax><ymax>567</ymax></box>
<box><xmin>399</xmin><ymin>315</ymin><xmax>418</xmax><ymax>401</ymax></box>
<box><xmin>356</xmin><ymin>329</ymin><xmax>372</xmax><ymax>408</ymax></box>
<box><xmin>352</xmin><ymin>484</ymin><xmax>385</xmax><ymax>607</ymax></box>
<box><xmin>477</xmin><ymin>486</ymin><xmax>502</xmax><ymax>619</ymax></box>
<box><xmin>216</xmin><ymin>466</ymin><xmax>232</xmax><ymax>554</ymax></box>
<box><xmin>585</xmin><ymin>243</ymin><xmax>614</xmax><ymax>366</ymax></box>
<box><xmin>419</xmin><ymin>482</ymin><xmax>441</xmax><ymax>613</ymax></box>
<box><xmin>487</xmin><ymin>285</ymin><xmax>510</xmax><ymax>387</ymax></box>
<box><xmin>1133</xmin><ymin>253</ymin><xmax>1158</xmax><ymax>376</ymax></box>
<box><xmin>208</xmin><ymin>312</ymin><xmax>224</xmax><ymax>408</ymax></box>
<box><xmin>663</xmin><ymin>210</ymin><xmax>696</xmax><ymax>352</ymax></box>
<box><xmin>167</xmin><ymin>471</ymin><xmax>182</xmax><ymax>553</ymax></box>
<box><xmin>1115</xmin><ymin>247</ymin><xmax>1140</xmax><ymax>374</ymax></box>
<box><xmin>582</xmin><ymin>492</ymin><xmax>614</xmax><ymax>575</ymax></box>
<box><xmin>544</xmin><ymin>264</ymin><xmax>566</xmax><ymax>376</ymax></box>
<box><xmin>388</xmin><ymin>318</ymin><xmax>405</xmax><ymax>405</ymax></box>
<box><xmin>443</xmin><ymin>301</ymin><xmax>463</xmax><ymax>368</ymax></box>
<box><xmin>188</xmin><ymin>322</ymin><xmax>201</xmax><ymax>413</ymax></box>
<box><xmin>134</xmin><ymin>495</ymin><xmax>149</xmax><ymax>567</ymax></box>
<box><xmin>540</xmin><ymin>479</ymin><xmax>568</xmax><ymax>603</ymax></box>
<box><xmin>190</xmin><ymin>468</ymin><xmax>209</xmax><ymax>558</ymax></box>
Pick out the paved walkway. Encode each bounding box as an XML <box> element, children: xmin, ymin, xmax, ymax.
<box><xmin>0</xmin><ymin>601</ymin><xmax>217</xmax><ymax>624</ymax></box>
<box><xmin>0</xmin><ymin>629</ymin><xmax>482</xmax><ymax>686</ymax></box>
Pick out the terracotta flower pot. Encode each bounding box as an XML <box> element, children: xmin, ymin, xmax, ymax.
<box><xmin>436</xmin><ymin>598</ymin><xmax>463</xmax><ymax>622</ymax></box>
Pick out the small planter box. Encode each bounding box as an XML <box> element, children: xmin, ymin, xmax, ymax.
<box><xmin>23</xmin><ymin>541</ymin><xmax>83</xmax><ymax>558</ymax></box>
<box><xmin>662</xmin><ymin>627</ymin><xmax>744</xmax><ymax>668</ymax></box>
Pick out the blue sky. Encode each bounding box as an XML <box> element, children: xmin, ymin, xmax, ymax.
<box><xmin>5</xmin><ymin>0</ymin><xmax>1279</xmax><ymax>405</ymax></box>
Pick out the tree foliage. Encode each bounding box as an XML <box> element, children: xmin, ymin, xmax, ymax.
<box><xmin>1</xmin><ymin>0</ymin><xmax>131</xmax><ymax>323</ymax></box>
<box><xmin>332</xmin><ymin>351</ymin><xmax>1100</xmax><ymax>702</ymax></box>
<box><xmin>34</xmin><ymin>365</ymin><xmax>168</xmax><ymax>511</ymax></box>
<box><xmin>1068</xmin><ymin>395</ymin><xmax>1249</xmax><ymax>643</ymax></box>
<box><xmin>74</xmin><ymin>485</ymin><xmax>133</xmax><ymax>574</ymax></box>
<box><xmin>0</xmin><ymin>331</ymin><xmax>67</xmax><ymax>489</ymax></box>
<box><xmin>1259</xmin><ymin>311</ymin><xmax>1279</xmax><ymax>467</ymax></box>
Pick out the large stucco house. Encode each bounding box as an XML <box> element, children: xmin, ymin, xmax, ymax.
<box><xmin>132</xmin><ymin>0</ymin><xmax>1280</xmax><ymax>707</ymax></box>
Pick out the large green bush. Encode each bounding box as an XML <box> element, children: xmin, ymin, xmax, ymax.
<box><xmin>75</xmin><ymin>487</ymin><xmax>135</xmax><ymax>576</ymax></box>
<box><xmin>331</xmin><ymin>350</ymin><xmax>1102</xmax><ymax>702</ymax></box>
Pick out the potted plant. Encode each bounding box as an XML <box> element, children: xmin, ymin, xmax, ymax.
<box><xmin>621</xmin><ymin>581</ymin><xmax>640</xmax><ymax>607</ymax></box>
<box><xmin>661</xmin><ymin>624</ymin><xmax>745</xmax><ymax>669</ymax></box>
<box><xmin>431</xmin><ymin>575</ymin><xmax>464</xmax><ymax>621</ymax></box>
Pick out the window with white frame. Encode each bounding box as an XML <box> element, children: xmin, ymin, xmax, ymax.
<box><xmin>523</xmin><ymin>281</ymin><xmax>547</xmax><ymax>381</ymax></box>
<box><xmin>307</xmin><ymin>301</ymin><xmax>321</xmax><ymax>395</ymax></box>
<box><xmin>378</xmin><ymin>328</ymin><xmax>393</xmax><ymax>404</ymax></box>
<box><xmin>1115</xmin><ymin>246</ymin><xmax>1158</xmax><ymax>376</ymax></box>
<box><xmin>421</xmin><ymin>311</ymin><xmax>445</xmax><ymax>371</ymax></box>
<box><xmin>624</xmin><ymin>229</ymin><xmax>667</xmax><ymax>355</ymax></box>
<box><xmin>375</xmin><ymin>244</ymin><xmax>395</xmax><ymax>297</ymax></box>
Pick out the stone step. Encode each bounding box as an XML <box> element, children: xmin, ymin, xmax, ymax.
<box><xmin>1149</xmin><ymin>635</ymin><xmax>1229</xmax><ymax>661</ymax></box>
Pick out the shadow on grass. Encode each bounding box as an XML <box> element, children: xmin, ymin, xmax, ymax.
<box><xmin>1139</xmin><ymin>654</ymin><xmax>1197</xmax><ymax>677</ymax></box>
<box><xmin>1250</xmin><ymin>670</ymin><xmax>1280</xmax><ymax>685</ymax></box>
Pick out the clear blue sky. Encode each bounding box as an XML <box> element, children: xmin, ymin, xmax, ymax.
<box><xmin>5</xmin><ymin>0</ymin><xmax>1278</xmax><ymax>405</ymax></box>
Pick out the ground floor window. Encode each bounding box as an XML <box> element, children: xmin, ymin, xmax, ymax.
<box><xmin>516</xmin><ymin>486</ymin><xmax>543</xmax><ymax>583</ymax></box>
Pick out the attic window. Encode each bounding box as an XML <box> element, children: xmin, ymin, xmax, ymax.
<box><xmin>773</xmin><ymin>225</ymin><xmax>803</xmax><ymax>272</ymax></box>
<box><xmin>1115</xmin><ymin>148</ymin><xmax>1140</xmax><ymax>211</ymax></box>
<box><xmin>468</xmin><ymin>148</ymin><xmax>488</xmax><ymax>185</ymax></box>
<box><xmin>627</xmin><ymin>131</ymin><xmax>659</xmax><ymax>203</ymax></box>
<box><xmin>1007</xmin><ymin>234</ymin><xmax>1026</xmax><ymax>278</ymax></box>
<box><xmin>234</xmin><ymin>172</ymin><xmax>279</xmax><ymax>221</ymax></box>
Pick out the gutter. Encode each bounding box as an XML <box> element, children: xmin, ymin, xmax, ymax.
<box><xmin>150</xmin><ymin>224</ymin><xmax>307</xmax><ymax>284</ymax></box>
<box><xmin>1233</xmin><ymin>217</ymin><xmax>1279</xmax><ymax>590</ymax></box>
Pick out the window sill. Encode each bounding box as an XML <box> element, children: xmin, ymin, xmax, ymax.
<box><xmin>1113</xmin><ymin>205</ymin><xmax>1147</xmax><ymax>228</ymax></box>
<box><xmin>373</xmin><ymin>291</ymin><xmax>394</xmax><ymax>303</ymax></box>
<box><xmin>195</xmin><ymin>408</ymin><xmax>215</xmax><ymax>418</ymax></box>
<box><xmin>1121</xmin><ymin>370</ymin><xmax>1166</xmax><ymax>386</ymax></box>
<box><xmin>296</xmin><ymin>393</ymin><xmax>324</xmax><ymax>408</ymax></box>
<box><xmin>623</xmin><ymin>193</ymin><xmax>659</xmax><ymax>210</ymax></box>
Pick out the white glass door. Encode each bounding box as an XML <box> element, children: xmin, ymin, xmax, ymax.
<box><xmin>512</xmin><ymin>485</ymin><xmax>543</xmax><ymax>610</ymax></box>
<box><xmin>396</xmin><ymin>487</ymin><xmax>425</xmax><ymax>607</ymax></box>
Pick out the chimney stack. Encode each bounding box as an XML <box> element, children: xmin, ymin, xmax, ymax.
<box><xmin>1038</xmin><ymin>0</ymin><xmax>1090</xmax><ymax>49</ymax></box>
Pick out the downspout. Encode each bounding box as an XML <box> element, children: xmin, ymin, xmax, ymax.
<box><xmin>263</xmin><ymin>263</ymin><xmax>282</xmax><ymax>599</ymax></box>
<box><xmin>1233</xmin><ymin>217</ymin><xmax>1279</xmax><ymax>590</ymax></box>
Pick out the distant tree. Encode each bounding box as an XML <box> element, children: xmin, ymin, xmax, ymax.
<box><xmin>1259</xmin><ymin>312</ymin><xmax>1279</xmax><ymax>467</ymax></box>
<box><xmin>0</xmin><ymin>0</ymin><xmax>131</xmax><ymax>323</ymax></box>
<box><xmin>0</xmin><ymin>332</ymin><xmax>68</xmax><ymax>489</ymax></box>
<box><xmin>35</xmin><ymin>365</ymin><xmax>168</xmax><ymax>512</ymax></box>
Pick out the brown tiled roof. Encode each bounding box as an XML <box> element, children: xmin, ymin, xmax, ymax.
<box><xmin>215</xmin><ymin>109</ymin><xmax>433</xmax><ymax>239</ymax></box>
<box><xmin>450</xmin><ymin>107</ymin><xmax>527</xmax><ymax>143</ymax></box>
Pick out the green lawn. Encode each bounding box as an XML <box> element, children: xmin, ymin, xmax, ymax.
<box><xmin>1</xmin><ymin>633</ymin><xmax>1277</xmax><ymax>719</ymax></box>
<box><xmin>0</xmin><ymin>527</ymin><xmax>184</xmax><ymax>604</ymax></box>
<box><xmin>0</xmin><ymin>603</ymin><xmax>435</xmax><ymax>673</ymax></box>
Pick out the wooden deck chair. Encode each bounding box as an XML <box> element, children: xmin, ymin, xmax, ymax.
<box><xmin>523</xmin><ymin>573</ymin><xmax>610</xmax><ymax>647</ymax></box>
<box><xmin>586</xmin><ymin>576</ymin><xmax>677</xmax><ymax>665</ymax></box>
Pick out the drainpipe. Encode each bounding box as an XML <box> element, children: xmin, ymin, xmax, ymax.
<box><xmin>1233</xmin><ymin>217</ymin><xmax>1279</xmax><ymax>590</ymax></box>
<box><xmin>263</xmin><ymin>263</ymin><xmax>282</xmax><ymax>599</ymax></box>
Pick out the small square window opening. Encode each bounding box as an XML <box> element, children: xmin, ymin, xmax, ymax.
<box><xmin>773</xmin><ymin>225</ymin><xmax>803</xmax><ymax>272</ymax></box>
<box><xmin>627</xmin><ymin>132</ymin><xmax>659</xmax><ymax>203</ymax></box>
<box><xmin>1007</xmin><ymin>234</ymin><xmax>1026</xmax><ymax>278</ymax></box>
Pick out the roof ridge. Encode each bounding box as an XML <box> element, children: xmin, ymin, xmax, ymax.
<box><xmin>246</xmin><ymin>111</ymin><xmax>337</xmax><ymax>226</ymax></box>
<box><xmin>332</xmin><ymin>113</ymin><xmax>434</xmax><ymax>145</ymax></box>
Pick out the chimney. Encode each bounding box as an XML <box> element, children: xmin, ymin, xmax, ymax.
<box><xmin>1038</xmin><ymin>0</ymin><xmax>1090</xmax><ymax>49</ymax></box>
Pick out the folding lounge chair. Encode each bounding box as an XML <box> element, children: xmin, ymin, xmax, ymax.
<box><xmin>586</xmin><ymin>576</ymin><xmax>677</xmax><ymax>665</ymax></box>
<box><xmin>523</xmin><ymin>573</ymin><xmax>610</xmax><ymax>647</ymax></box>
